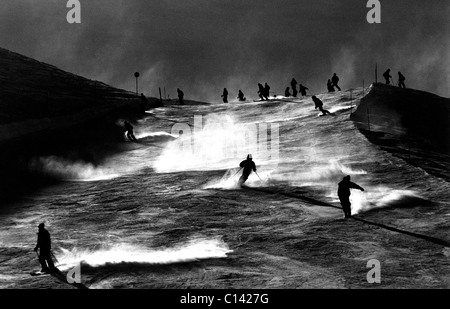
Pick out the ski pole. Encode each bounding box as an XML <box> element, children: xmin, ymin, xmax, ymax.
<box><xmin>254</xmin><ymin>171</ymin><xmax>262</xmax><ymax>181</ymax></box>
<box><xmin>50</xmin><ymin>250</ymin><xmax>59</xmax><ymax>265</ymax></box>
<box><xmin>231</xmin><ymin>168</ymin><xmax>243</xmax><ymax>178</ymax></box>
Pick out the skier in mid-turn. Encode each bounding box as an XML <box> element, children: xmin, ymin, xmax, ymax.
<box><xmin>238</xmin><ymin>154</ymin><xmax>257</xmax><ymax>186</ymax></box>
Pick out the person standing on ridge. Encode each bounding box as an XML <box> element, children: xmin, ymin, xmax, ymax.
<box><xmin>177</xmin><ymin>88</ymin><xmax>184</xmax><ymax>105</ymax></box>
<box><xmin>383</xmin><ymin>69</ymin><xmax>392</xmax><ymax>85</ymax></box>
<box><xmin>34</xmin><ymin>223</ymin><xmax>56</xmax><ymax>273</ymax></box>
<box><xmin>331</xmin><ymin>73</ymin><xmax>341</xmax><ymax>91</ymax></box>
<box><xmin>398</xmin><ymin>72</ymin><xmax>406</xmax><ymax>89</ymax></box>
<box><xmin>221</xmin><ymin>88</ymin><xmax>229</xmax><ymax>103</ymax></box>
<box><xmin>238</xmin><ymin>154</ymin><xmax>257</xmax><ymax>186</ymax></box>
<box><xmin>291</xmin><ymin>78</ymin><xmax>298</xmax><ymax>97</ymax></box>
<box><xmin>257</xmin><ymin>83</ymin><xmax>266</xmax><ymax>101</ymax></box>
<box><xmin>312</xmin><ymin>96</ymin><xmax>331</xmax><ymax>116</ymax></box>
<box><xmin>140</xmin><ymin>93</ymin><xmax>150</xmax><ymax>110</ymax></box>
<box><xmin>285</xmin><ymin>87</ymin><xmax>291</xmax><ymax>97</ymax></box>
<box><xmin>299</xmin><ymin>84</ymin><xmax>309</xmax><ymax>97</ymax></box>
<box><xmin>327</xmin><ymin>79</ymin><xmax>335</xmax><ymax>92</ymax></box>
<box><xmin>238</xmin><ymin>90</ymin><xmax>246</xmax><ymax>101</ymax></box>
<box><xmin>124</xmin><ymin>121</ymin><xmax>137</xmax><ymax>142</ymax></box>
<box><xmin>264</xmin><ymin>83</ymin><xmax>271</xmax><ymax>100</ymax></box>
<box><xmin>337</xmin><ymin>175</ymin><xmax>365</xmax><ymax>218</ymax></box>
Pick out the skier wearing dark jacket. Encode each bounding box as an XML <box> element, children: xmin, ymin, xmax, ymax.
<box><xmin>34</xmin><ymin>223</ymin><xmax>56</xmax><ymax>272</ymax></box>
<box><xmin>238</xmin><ymin>154</ymin><xmax>257</xmax><ymax>185</ymax></box>
<box><xmin>312</xmin><ymin>96</ymin><xmax>331</xmax><ymax>116</ymax></box>
<box><xmin>124</xmin><ymin>121</ymin><xmax>137</xmax><ymax>142</ymax></box>
<box><xmin>331</xmin><ymin>73</ymin><xmax>341</xmax><ymax>91</ymax></box>
<box><xmin>337</xmin><ymin>175</ymin><xmax>365</xmax><ymax>218</ymax></box>
<box><xmin>299</xmin><ymin>84</ymin><xmax>309</xmax><ymax>97</ymax></box>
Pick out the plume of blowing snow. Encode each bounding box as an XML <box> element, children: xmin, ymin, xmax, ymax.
<box><xmin>56</xmin><ymin>237</ymin><xmax>232</xmax><ymax>270</ymax></box>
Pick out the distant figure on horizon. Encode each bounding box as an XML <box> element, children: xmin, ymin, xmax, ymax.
<box><xmin>257</xmin><ymin>83</ymin><xmax>266</xmax><ymax>100</ymax></box>
<box><xmin>337</xmin><ymin>175</ymin><xmax>365</xmax><ymax>218</ymax></box>
<box><xmin>383</xmin><ymin>69</ymin><xmax>392</xmax><ymax>85</ymax></box>
<box><xmin>291</xmin><ymin>78</ymin><xmax>298</xmax><ymax>97</ymax></box>
<box><xmin>177</xmin><ymin>88</ymin><xmax>184</xmax><ymax>105</ymax></box>
<box><xmin>331</xmin><ymin>73</ymin><xmax>341</xmax><ymax>91</ymax></box>
<box><xmin>34</xmin><ymin>223</ymin><xmax>56</xmax><ymax>273</ymax></box>
<box><xmin>312</xmin><ymin>96</ymin><xmax>331</xmax><ymax>116</ymax></box>
<box><xmin>398</xmin><ymin>72</ymin><xmax>406</xmax><ymax>89</ymax></box>
<box><xmin>124</xmin><ymin>121</ymin><xmax>137</xmax><ymax>142</ymax></box>
<box><xmin>238</xmin><ymin>90</ymin><xmax>246</xmax><ymax>101</ymax></box>
<box><xmin>299</xmin><ymin>84</ymin><xmax>309</xmax><ymax>97</ymax></box>
<box><xmin>141</xmin><ymin>93</ymin><xmax>150</xmax><ymax>109</ymax></box>
<box><xmin>327</xmin><ymin>79</ymin><xmax>335</xmax><ymax>92</ymax></box>
<box><xmin>285</xmin><ymin>87</ymin><xmax>291</xmax><ymax>97</ymax></box>
<box><xmin>264</xmin><ymin>83</ymin><xmax>271</xmax><ymax>100</ymax></box>
<box><xmin>238</xmin><ymin>154</ymin><xmax>257</xmax><ymax>186</ymax></box>
<box><xmin>222</xmin><ymin>88</ymin><xmax>229</xmax><ymax>103</ymax></box>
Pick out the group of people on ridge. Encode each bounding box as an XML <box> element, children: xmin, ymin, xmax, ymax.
<box><xmin>285</xmin><ymin>78</ymin><xmax>309</xmax><ymax>98</ymax></box>
<box><xmin>383</xmin><ymin>69</ymin><xmax>406</xmax><ymax>88</ymax></box>
<box><xmin>327</xmin><ymin>73</ymin><xmax>341</xmax><ymax>92</ymax></box>
<box><xmin>257</xmin><ymin>83</ymin><xmax>271</xmax><ymax>101</ymax></box>
<box><xmin>221</xmin><ymin>89</ymin><xmax>247</xmax><ymax>103</ymax></box>
<box><xmin>218</xmin><ymin>89</ymin><xmax>248</xmax><ymax>103</ymax></box>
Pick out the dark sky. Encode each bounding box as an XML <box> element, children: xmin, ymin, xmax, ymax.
<box><xmin>1</xmin><ymin>0</ymin><xmax>449</xmax><ymax>101</ymax></box>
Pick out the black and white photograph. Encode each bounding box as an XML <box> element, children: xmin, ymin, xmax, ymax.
<box><xmin>0</xmin><ymin>0</ymin><xmax>449</xmax><ymax>296</ymax></box>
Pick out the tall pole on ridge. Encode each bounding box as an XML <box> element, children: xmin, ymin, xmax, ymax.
<box><xmin>375</xmin><ymin>63</ymin><xmax>378</xmax><ymax>84</ymax></box>
<box><xmin>134</xmin><ymin>72</ymin><xmax>140</xmax><ymax>95</ymax></box>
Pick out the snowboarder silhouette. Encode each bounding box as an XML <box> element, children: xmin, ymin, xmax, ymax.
<box><xmin>124</xmin><ymin>121</ymin><xmax>137</xmax><ymax>142</ymax></box>
<box><xmin>291</xmin><ymin>78</ymin><xmax>298</xmax><ymax>97</ymax></box>
<box><xmin>285</xmin><ymin>87</ymin><xmax>291</xmax><ymax>97</ymax></box>
<box><xmin>238</xmin><ymin>154</ymin><xmax>257</xmax><ymax>186</ymax></box>
<box><xmin>312</xmin><ymin>96</ymin><xmax>331</xmax><ymax>116</ymax></box>
<box><xmin>337</xmin><ymin>175</ymin><xmax>364</xmax><ymax>218</ymax></box>
<box><xmin>221</xmin><ymin>88</ymin><xmax>229</xmax><ymax>103</ymax></box>
<box><xmin>331</xmin><ymin>73</ymin><xmax>341</xmax><ymax>91</ymax></box>
<box><xmin>299</xmin><ymin>84</ymin><xmax>309</xmax><ymax>97</ymax></box>
<box><xmin>398</xmin><ymin>72</ymin><xmax>406</xmax><ymax>89</ymax></box>
<box><xmin>238</xmin><ymin>90</ymin><xmax>246</xmax><ymax>101</ymax></box>
<box><xmin>383</xmin><ymin>69</ymin><xmax>392</xmax><ymax>85</ymax></box>
<box><xmin>177</xmin><ymin>88</ymin><xmax>184</xmax><ymax>105</ymax></box>
<box><xmin>34</xmin><ymin>223</ymin><xmax>56</xmax><ymax>273</ymax></box>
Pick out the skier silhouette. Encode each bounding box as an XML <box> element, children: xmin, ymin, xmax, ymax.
<box><xmin>140</xmin><ymin>93</ymin><xmax>150</xmax><ymax>109</ymax></box>
<box><xmin>312</xmin><ymin>96</ymin><xmax>331</xmax><ymax>116</ymax></box>
<box><xmin>177</xmin><ymin>88</ymin><xmax>184</xmax><ymax>105</ymax></box>
<box><xmin>299</xmin><ymin>84</ymin><xmax>309</xmax><ymax>97</ymax></box>
<box><xmin>258</xmin><ymin>83</ymin><xmax>269</xmax><ymax>101</ymax></box>
<box><xmin>291</xmin><ymin>78</ymin><xmax>298</xmax><ymax>97</ymax></box>
<box><xmin>238</xmin><ymin>154</ymin><xmax>257</xmax><ymax>186</ymax></box>
<box><xmin>398</xmin><ymin>72</ymin><xmax>406</xmax><ymax>89</ymax></box>
<box><xmin>337</xmin><ymin>175</ymin><xmax>364</xmax><ymax>218</ymax></box>
<box><xmin>327</xmin><ymin>79</ymin><xmax>335</xmax><ymax>92</ymax></box>
<box><xmin>257</xmin><ymin>83</ymin><xmax>266</xmax><ymax>101</ymax></box>
<box><xmin>221</xmin><ymin>88</ymin><xmax>229</xmax><ymax>103</ymax></box>
<box><xmin>285</xmin><ymin>87</ymin><xmax>291</xmax><ymax>97</ymax></box>
<box><xmin>264</xmin><ymin>83</ymin><xmax>271</xmax><ymax>100</ymax></box>
<box><xmin>383</xmin><ymin>69</ymin><xmax>392</xmax><ymax>85</ymax></box>
<box><xmin>238</xmin><ymin>90</ymin><xmax>246</xmax><ymax>101</ymax></box>
<box><xmin>331</xmin><ymin>73</ymin><xmax>341</xmax><ymax>91</ymax></box>
<box><xmin>124</xmin><ymin>121</ymin><xmax>137</xmax><ymax>142</ymax></box>
<box><xmin>34</xmin><ymin>223</ymin><xmax>56</xmax><ymax>273</ymax></box>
